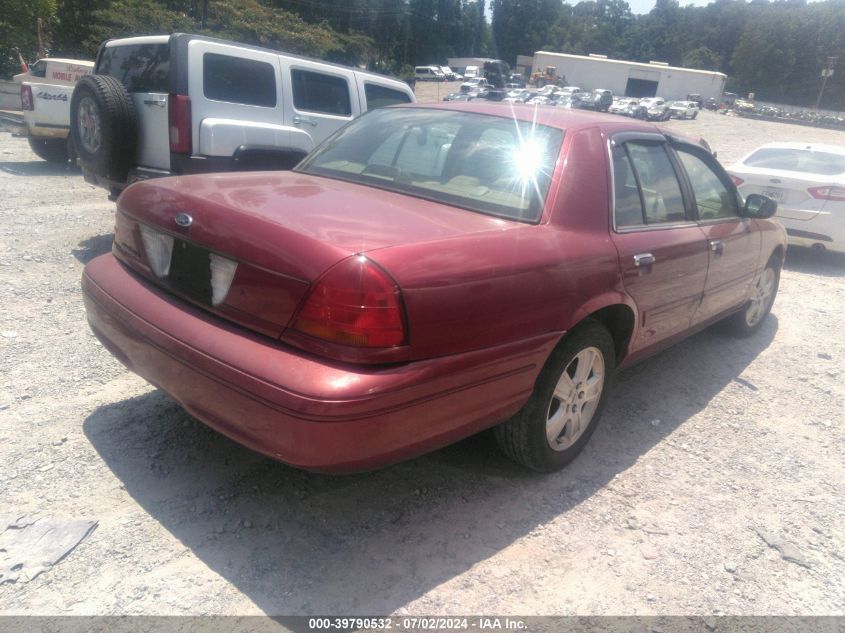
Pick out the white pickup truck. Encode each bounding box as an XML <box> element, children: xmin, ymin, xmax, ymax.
<box><xmin>15</xmin><ymin>58</ymin><xmax>94</xmax><ymax>163</ymax></box>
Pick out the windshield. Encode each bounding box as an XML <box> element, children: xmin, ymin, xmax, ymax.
<box><xmin>744</xmin><ymin>147</ymin><xmax>845</xmax><ymax>176</ymax></box>
<box><xmin>298</xmin><ymin>108</ymin><xmax>565</xmax><ymax>223</ymax></box>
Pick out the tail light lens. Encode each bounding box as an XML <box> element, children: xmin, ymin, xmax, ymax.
<box><xmin>293</xmin><ymin>255</ymin><xmax>406</xmax><ymax>348</ymax></box>
<box><xmin>808</xmin><ymin>186</ymin><xmax>845</xmax><ymax>202</ymax></box>
<box><xmin>20</xmin><ymin>85</ymin><xmax>33</xmax><ymax>111</ymax></box>
<box><xmin>168</xmin><ymin>94</ymin><xmax>191</xmax><ymax>154</ymax></box>
<box><xmin>729</xmin><ymin>174</ymin><xmax>744</xmax><ymax>187</ymax></box>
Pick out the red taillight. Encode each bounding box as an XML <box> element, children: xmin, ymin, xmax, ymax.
<box><xmin>168</xmin><ymin>94</ymin><xmax>191</xmax><ymax>154</ymax></box>
<box><xmin>293</xmin><ymin>256</ymin><xmax>406</xmax><ymax>348</ymax></box>
<box><xmin>729</xmin><ymin>174</ymin><xmax>744</xmax><ymax>187</ymax></box>
<box><xmin>20</xmin><ymin>85</ymin><xmax>33</xmax><ymax>111</ymax></box>
<box><xmin>808</xmin><ymin>186</ymin><xmax>845</xmax><ymax>202</ymax></box>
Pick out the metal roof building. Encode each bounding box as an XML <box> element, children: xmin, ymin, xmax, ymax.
<box><xmin>531</xmin><ymin>51</ymin><xmax>727</xmax><ymax>100</ymax></box>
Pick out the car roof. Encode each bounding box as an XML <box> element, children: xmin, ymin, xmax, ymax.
<box><xmin>100</xmin><ymin>33</ymin><xmax>407</xmax><ymax>85</ymax></box>
<box><xmin>394</xmin><ymin>102</ymin><xmax>661</xmax><ymax>134</ymax></box>
<box><xmin>751</xmin><ymin>142</ymin><xmax>845</xmax><ymax>155</ymax></box>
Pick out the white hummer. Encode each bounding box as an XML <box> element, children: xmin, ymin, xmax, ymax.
<box><xmin>70</xmin><ymin>34</ymin><xmax>416</xmax><ymax>199</ymax></box>
<box><xmin>15</xmin><ymin>58</ymin><xmax>94</xmax><ymax>162</ymax></box>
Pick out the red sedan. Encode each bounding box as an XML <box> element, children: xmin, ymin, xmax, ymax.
<box><xmin>82</xmin><ymin>104</ymin><xmax>786</xmax><ymax>473</ymax></box>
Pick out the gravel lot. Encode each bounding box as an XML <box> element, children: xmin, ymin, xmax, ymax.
<box><xmin>1</xmin><ymin>102</ymin><xmax>844</xmax><ymax>617</ymax></box>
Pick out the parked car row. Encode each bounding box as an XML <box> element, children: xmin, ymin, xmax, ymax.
<box><xmin>445</xmin><ymin>84</ymin><xmax>614</xmax><ymax>112</ymax></box>
<box><xmin>609</xmin><ymin>96</ymin><xmax>700</xmax><ymax>121</ymax></box>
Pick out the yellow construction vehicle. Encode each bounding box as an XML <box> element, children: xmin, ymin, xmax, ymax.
<box><xmin>529</xmin><ymin>66</ymin><xmax>564</xmax><ymax>88</ymax></box>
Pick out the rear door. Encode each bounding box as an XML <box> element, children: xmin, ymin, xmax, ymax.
<box><xmin>673</xmin><ymin>143</ymin><xmax>761</xmax><ymax>322</ymax></box>
<box><xmin>279</xmin><ymin>58</ymin><xmax>360</xmax><ymax>150</ymax></box>
<box><xmin>609</xmin><ymin>134</ymin><xmax>709</xmax><ymax>354</ymax></box>
<box><xmin>187</xmin><ymin>39</ymin><xmax>285</xmax><ymax>158</ymax></box>
<box><xmin>97</xmin><ymin>37</ymin><xmax>171</xmax><ymax>170</ymax></box>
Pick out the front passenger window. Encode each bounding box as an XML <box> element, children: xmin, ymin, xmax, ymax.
<box><xmin>676</xmin><ymin>150</ymin><xmax>739</xmax><ymax>220</ymax></box>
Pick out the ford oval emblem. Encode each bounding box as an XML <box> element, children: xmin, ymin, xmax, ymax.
<box><xmin>174</xmin><ymin>212</ymin><xmax>193</xmax><ymax>228</ymax></box>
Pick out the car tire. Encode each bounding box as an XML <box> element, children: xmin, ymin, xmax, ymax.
<box><xmin>692</xmin><ymin>111</ymin><xmax>698</xmax><ymax>119</ymax></box>
<box><xmin>726</xmin><ymin>256</ymin><xmax>781</xmax><ymax>337</ymax></box>
<box><xmin>494</xmin><ymin>320</ymin><xmax>615</xmax><ymax>472</ymax></box>
<box><xmin>70</xmin><ymin>74</ymin><xmax>137</xmax><ymax>181</ymax></box>
<box><xmin>27</xmin><ymin>137</ymin><xmax>69</xmax><ymax>164</ymax></box>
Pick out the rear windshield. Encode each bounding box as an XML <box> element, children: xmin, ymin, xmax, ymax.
<box><xmin>297</xmin><ymin>108</ymin><xmax>564</xmax><ymax>222</ymax></box>
<box><xmin>98</xmin><ymin>43</ymin><xmax>169</xmax><ymax>93</ymax></box>
<box><xmin>744</xmin><ymin>147</ymin><xmax>845</xmax><ymax>176</ymax></box>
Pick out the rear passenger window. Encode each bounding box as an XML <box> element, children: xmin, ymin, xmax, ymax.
<box><xmin>203</xmin><ymin>53</ymin><xmax>276</xmax><ymax>107</ymax></box>
<box><xmin>676</xmin><ymin>149</ymin><xmax>739</xmax><ymax>220</ymax></box>
<box><xmin>292</xmin><ymin>70</ymin><xmax>351</xmax><ymax>116</ymax></box>
<box><xmin>626</xmin><ymin>143</ymin><xmax>686</xmax><ymax>224</ymax></box>
<box><xmin>364</xmin><ymin>83</ymin><xmax>411</xmax><ymax>110</ymax></box>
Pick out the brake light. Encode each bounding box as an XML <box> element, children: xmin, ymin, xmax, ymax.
<box><xmin>293</xmin><ymin>256</ymin><xmax>406</xmax><ymax>348</ymax></box>
<box><xmin>20</xmin><ymin>85</ymin><xmax>33</xmax><ymax>111</ymax></box>
<box><xmin>729</xmin><ymin>174</ymin><xmax>744</xmax><ymax>187</ymax></box>
<box><xmin>168</xmin><ymin>94</ymin><xmax>191</xmax><ymax>154</ymax></box>
<box><xmin>808</xmin><ymin>186</ymin><xmax>845</xmax><ymax>202</ymax></box>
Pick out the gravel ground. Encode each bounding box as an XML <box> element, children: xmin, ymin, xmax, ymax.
<box><xmin>1</xmin><ymin>106</ymin><xmax>844</xmax><ymax>617</ymax></box>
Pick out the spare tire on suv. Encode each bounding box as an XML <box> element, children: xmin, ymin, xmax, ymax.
<box><xmin>70</xmin><ymin>75</ymin><xmax>138</xmax><ymax>181</ymax></box>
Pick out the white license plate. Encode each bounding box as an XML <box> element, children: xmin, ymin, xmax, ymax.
<box><xmin>761</xmin><ymin>188</ymin><xmax>785</xmax><ymax>202</ymax></box>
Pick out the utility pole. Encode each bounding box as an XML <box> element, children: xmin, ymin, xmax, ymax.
<box><xmin>36</xmin><ymin>17</ymin><xmax>46</xmax><ymax>59</ymax></box>
<box><xmin>815</xmin><ymin>56</ymin><xmax>837</xmax><ymax>110</ymax></box>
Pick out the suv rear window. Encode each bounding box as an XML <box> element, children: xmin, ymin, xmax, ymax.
<box><xmin>98</xmin><ymin>43</ymin><xmax>169</xmax><ymax>93</ymax></box>
<box><xmin>364</xmin><ymin>83</ymin><xmax>411</xmax><ymax>110</ymax></box>
<box><xmin>291</xmin><ymin>69</ymin><xmax>351</xmax><ymax>116</ymax></box>
<box><xmin>203</xmin><ymin>53</ymin><xmax>277</xmax><ymax>108</ymax></box>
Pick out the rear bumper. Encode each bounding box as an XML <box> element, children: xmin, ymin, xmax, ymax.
<box><xmin>778</xmin><ymin>215</ymin><xmax>845</xmax><ymax>254</ymax></box>
<box><xmin>82</xmin><ymin>255</ymin><xmax>555</xmax><ymax>472</ymax></box>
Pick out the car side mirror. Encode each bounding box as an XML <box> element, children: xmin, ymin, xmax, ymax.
<box><xmin>742</xmin><ymin>193</ymin><xmax>777</xmax><ymax>219</ymax></box>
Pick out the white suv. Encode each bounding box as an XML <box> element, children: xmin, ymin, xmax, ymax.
<box><xmin>70</xmin><ymin>33</ymin><xmax>415</xmax><ymax>198</ymax></box>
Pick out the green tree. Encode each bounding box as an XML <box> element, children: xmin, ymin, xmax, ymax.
<box><xmin>0</xmin><ymin>0</ymin><xmax>57</xmax><ymax>76</ymax></box>
<box><xmin>681</xmin><ymin>46</ymin><xmax>721</xmax><ymax>70</ymax></box>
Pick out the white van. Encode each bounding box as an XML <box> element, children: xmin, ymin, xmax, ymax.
<box><xmin>71</xmin><ymin>34</ymin><xmax>415</xmax><ymax>198</ymax></box>
<box><xmin>463</xmin><ymin>65</ymin><xmax>479</xmax><ymax>79</ymax></box>
<box><xmin>414</xmin><ymin>66</ymin><xmax>445</xmax><ymax>82</ymax></box>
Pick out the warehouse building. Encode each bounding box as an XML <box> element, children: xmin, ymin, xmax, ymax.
<box><xmin>531</xmin><ymin>52</ymin><xmax>727</xmax><ymax>100</ymax></box>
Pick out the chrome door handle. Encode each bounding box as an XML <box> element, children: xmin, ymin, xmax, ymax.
<box><xmin>633</xmin><ymin>253</ymin><xmax>655</xmax><ymax>267</ymax></box>
<box><xmin>710</xmin><ymin>239</ymin><xmax>723</xmax><ymax>254</ymax></box>
<box><xmin>293</xmin><ymin>115</ymin><xmax>317</xmax><ymax>127</ymax></box>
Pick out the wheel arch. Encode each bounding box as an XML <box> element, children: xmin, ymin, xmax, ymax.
<box><xmin>558</xmin><ymin>294</ymin><xmax>638</xmax><ymax>367</ymax></box>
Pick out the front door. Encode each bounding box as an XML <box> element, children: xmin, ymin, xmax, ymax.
<box><xmin>672</xmin><ymin>145</ymin><xmax>761</xmax><ymax>323</ymax></box>
<box><xmin>609</xmin><ymin>136</ymin><xmax>709</xmax><ymax>355</ymax></box>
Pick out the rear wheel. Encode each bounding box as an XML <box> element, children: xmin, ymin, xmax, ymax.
<box><xmin>726</xmin><ymin>257</ymin><xmax>780</xmax><ymax>336</ymax></box>
<box><xmin>28</xmin><ymin>137</ymin><xmax>69</xmax><ymax>163</ymax></box>
<box><xmin>494</xmin><ymin>321</ymin><xmax>615</xmax><ymax>472</ymax></box>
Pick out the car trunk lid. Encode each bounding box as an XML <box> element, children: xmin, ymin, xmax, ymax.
<box><xmin>115</xmin><ymin>171</ymin><xmax>512</xmax><ymax>338</ymax></box>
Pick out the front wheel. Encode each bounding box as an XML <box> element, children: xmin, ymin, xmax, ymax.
<box><xmin>28</xmin><ymin>137</ymin><xmax>69</xmax><ymax>163</ymax></box>
<box><xmin>726</xmin><ymin>258</ymin><xmax>780</xmax><ymax>336</ymax></box>
<box><xmin>494</xmin><ymin>321</ymin><xmax>615</xmax><ymax>472</ymax></box>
